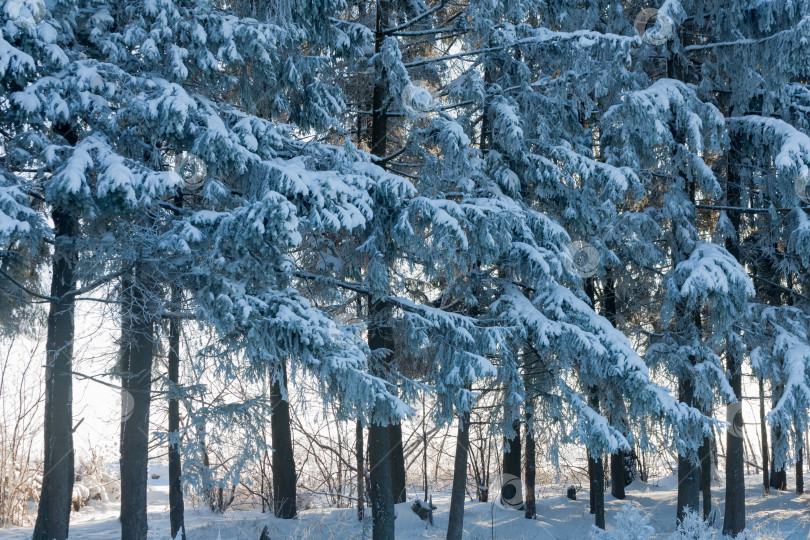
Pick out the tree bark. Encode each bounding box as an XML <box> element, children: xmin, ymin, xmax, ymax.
<box><xmin>677</xmin><ymin>376</ymin><xmax>700</xmax><ymax>525</ymax></box>
<box><xmin>610</xmin><ymin>452</ymin><xmax>626</xmax><ymax>499</ymax></box>
<box><xmin>357</xmin><ymin>418</ymin><xmax>365</xmax><ymax>521</ymax></box>
<box><xmin>524</xmin><ymin>374</ymin><xmax>536</xmax><ymax>521</ymax></box>
<box><xmin>168</xmin><ymin>285</ymin><xmax>186</xmax><ymax>540</ymax></box>
<box><xmin>699</xmin><ymin>433</ymin><xmax>712</xmax><ymax>521</ymax></box>
<box><xmin>120</xmin><ymin>268</ymin><xmax>156</xmax><ymax>540</ymax></box>
<box><xmin>270</xmin><ymin>361</ymin><xmax>297</xmax><ymax>519</ymax></box>
<box><xmin>769</xmin><ymin>385</ymin><xmax>788</xmax><ymax>491</ymax></box>
<box><xmin>369</xmin><ymin>420</ymin><xmax>395</xmax><ymax>540</ymax></box>
<box><xmin>389</xmin><ymin>423</ymin><xmax>407</xmax><ymax>503</ymax></box>
<box><xmin>368</xmin><ymin>293</ymin><xmax>395</xmax><ymax>539</ymax></box>
<box><xmin>759</xmin><ymin>379</ymin><xmax>770</xmax><ymax>495</ymax></box>
<box><xmin>446</xmin><ymin>411</ymin><xmax>471</xmax><ymax>540</ymax></box>
<box><xmin>32</xmin><ymin>209</ymin><xmax>76</xmax><ymax>540</ymax></box>
<box><xmin>723</xmin><ymin>359</ymin><xmax>745</xmax><ymax>535</ymax></box>
<box><xmin>588</xmin><ymin>389</ymin><xmax>605</xmax><ymax>529</ymax></box>
<box><xmin>501</xmin><ymin>420</ymin><xmax>522</xmax><ymax>508</ymax></box>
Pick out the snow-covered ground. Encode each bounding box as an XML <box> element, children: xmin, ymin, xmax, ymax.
<box><xmin>1</xmin><ymin>470</ymin><xmax>807</xmax><ymax>539</ymax></box>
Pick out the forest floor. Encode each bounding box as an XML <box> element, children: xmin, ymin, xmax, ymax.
<box><xmin>1</xmin><ymin>467</ymin><xmax>808</xmax><ymax>539</ymax></box>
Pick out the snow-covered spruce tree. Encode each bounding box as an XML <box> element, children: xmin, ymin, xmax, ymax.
<box><xmin>601</xmin><ymin>66</ymin><xmax>756</xmax><ymax>528</ymax></box>
<box><xmin>654</xmin><ymin>1</ymin><xmax>810</xmax><ymax>533</ymax></box>
<box><xmin>2</xmin><ymin>0</ymin><xmax>408</xmax><ymax>538</ymax></box>
<box><xmin>327</xmin><ymin>3</ymin><xmax>721</xmax><ymax>535</ymax></box>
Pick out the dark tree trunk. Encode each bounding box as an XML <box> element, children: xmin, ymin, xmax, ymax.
<box><xmin>770</xmin><ymin>385</ymin><xmax>788</xmax><ymax>492</ymax></box>
<box><xmin>168</xmin><ymin>286</ymin><xmax>186</xmax><ymax>540</ymax></box>
<box><xmin>446</xmin><ymin>411</ymin><xmax>471</xmax><ymax>540</ymax></box>
<box><xmin>723</xmin><ymin>368</ymin><xmax>745</xmax><ymax>534</ymax></box>
<box><xmin>32</xmin><ymin>209</ymin><xmax>76</xmax><ymax>540</ymax></box>
<box><xmin>588</xmin><ymin>389</ymin><xmax>605</xmax><ymax>529</ymax></box>
<box><xmin>369</xmin><ymin>420</ymin><xmax>395</xmax><ymax>540</ymax></box>
<box><xmin>602</xmin><ymin>275</ymin><xmax>626</xmax><ymax>501</ymax></box>
<box><xmin>699</xmin><ymin>433</ymin><xmax>713</xmax><ymax>521</ymax></box>
<box><xmin>797</xmin><ymin>446</ymin><xmax>804</xmax><ymax>494</ymax></box>
<box><xmin>389</xmin><ymin>423</ymin><xmax>406</xmax><ymax>503</ymax></box>
<box><xmin>722</xmin><ymin>152</ymin><xmax>745</xmax><ymax>535</ymax></box>
<box><xmin>524</xmin><ymin>402</ymin><xmax>536</xmax><ymax>519</ymax></box>
<box><xmin>759</xmin><ymin>379</ymin><xmax>770</xmax><ymax>495</ymax></box>
<box><xmin>357</xmin><ymin>418</ymin><xmax>365</xmax><ymax>521</ymax></box>
<box><xmin>270</xmin><ymin>361</ymin><xmax>297</xmax><ymax>519</ymax></box>
<box><xmin>368</xmin><ymin>294</ymin><xmax>395</xmax><ymax>539</ymax></box>
<box><xmin>610</xmin><ymin>452</ymin><xmax>626</xmax><ymax>499</ymax></box>
<box><xmin>677</xmin><ymin>377</ymin><xmax>700</xmax><ymax>525</ymax></box>
<box><xmin>120</xmin><ymin>269</ymin><xmax>156</xmax><ymax>540</ymax></box>
<box><xmin>501</xmin><ymin>419</ymin><xmax>522</xmax><ymax>508</ymax></box>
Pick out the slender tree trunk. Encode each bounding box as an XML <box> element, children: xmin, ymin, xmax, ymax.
<box><xmin>168</xmin><ymin>287</ymin><xmax>186</xmax><ymax>539</ymax></box>
<box><xmin>357</xmin><ymin>418</ymin><xmax>365</xmax><ymax>521</ymax></box>
<box><xmin>501</xmin><ymin>420</ymin><xmax>522</xmax><ymax>508</ymax></box>
<box><xmin>389</xmin><ymin>423</ymin><xmax>406</xmax><ymax>503</ymax></box>
<box><xmin>32</xmin><ymin>209</ymin><xmax>76</xmax><ymax>540</ymax></box>
<box><xmin>677</xmin><ymin>376</ymin><xmax>700</xmax><ymax>524</ymax></box>
<box><xmin>721</xmin><ymin>153</ymin><xmax>745</xmax><ymax>535</ymax></box>
<box><xmin>588</xmin><ymin>389</ymin><xmax>605</xmax><ymax>529</ymax></box>
<box><xmin>759</xmin><ymin>379</ymin><xmax>770</xmax><ymax>495</ymax></box>
<box><xmin>700</xmin><ymin>433</ymin><xmax>712</xmax><ymax>521</ymax></box>
<box><xmin>610</xmin><ymin>452</ymin><xmax>625</xmax><ymax>499</ymax></box>
<box><xmin>796</xmin><ymin>445</ymin><xmax>804</xmax><ymax>494</ymax></box>
<box><xmin>120</xmin><ymin>268</ymin><xmax>156</xmax><ymax>540</ymax></box>
<box><xmin>368</xmin><ymin>294</ymin><xmax>395</xmax><ymax>539</ymax></box>
<box><xmin>369</xmin><ymin>419</ymin><xmax>395</xmax><ymax>540</ymax></box>
<box><xmin>270</xmin><ymin>361</ymin><xmax>296</xmax><ymax>519</ymax></box>
<box><xmin>602</xmin><ymin>275</ymin><xmax>626</xmax><ymax>501</ymax></box>
<box><xmin>446</xmin><ymin>411</ymin><xmax>471</xmax><ymax>540</ymax></box>
<box><xmin>524</xmin><ymin>368</ymin><xmax>536</xmax><ymax>522</ymax></box>
<box><xmin>769</xmin><ymin>385</ymin><xmax>787</xmax><ymax>491</ymax></box>
<box><xmin>723</xmin><ymin>360</ymin><xmax>745</xmax><ymax>534</ymax></box>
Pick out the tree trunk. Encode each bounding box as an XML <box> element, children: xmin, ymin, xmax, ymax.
<box><xmin>723</xmin><ymin>360</ymin><xmax>745</xmax><ymax>535</ymax></box>
<box><xmin>524</xmin><ymin>390</ymin><xmax>536</xmax><ymax>520</ymax></box>
<box><xmin>270</xmin><ymin>361</ymin><xmax>297</xmax><ymax>519</ymax></box>
<box><xmin>368</xmin><ymin>294</ymin><xmax>395</xmax><ymax>539</ymax></box>
<box><xmin>769</xmin><ymin>385</ymin><xmax>787</xmax><ymax>492</ymax></box>
<box><xmin>588</xmin><ymin>389</ymin><xmax>605</xmax><ymax>529</ymax></box>
<box><xmin>389</xmin><ymin>423</ymin><xmax>406</xmax><ymax>503</ymax></box>
<box><xmin>700</xmin><ymin>433</ymin><xmax>712</xmax><ymax>521</ymax></box>
<box><xmin>677</xmin><ymin>377</ymin><xmax>700</xmax><ymax>525</ymax></box>
<box><xmin>357</xmin><ymin>418</ymin><xmax>365</xmax><ymax>521</ymax></box>
<box><xmin>369</xmin><ymin>420</ymin><xmax>395</xmax><ymax>540</ymax></box>
<box><xmin>120</xmin><ymin>268</ymin><xmax>156</xmax><ymax>540</ymax></box>
<box><xmin>610</xmin><ymin>452</ymin><xmax>626</xmax><ymax>499</ymax></box>
<box><xmin>603</xmin><ymin>275</ymin><xmax>626</xmax><ymax>501</ymax></box>
<box><xmin>796</xmin><ymin>445</ymin><xmax>804</xmax><ymax>494</ymax></box>
<box><xmin>759</xmin><ymin>378</ymin><xmax>770</xmax><ymax>495</ymax></box>
<box><xmin>168</xmin><ymin>285</ymin><xmax>186</xmax><ymax>540</ymax></box>
<box><xmin>32</xmin><ymin>209</ymin><xmax>76</xmax><ymax>540</ymax></box>
<box><xmin>446</xmin><ymin>411</ymin><xmax>471</xmax><ymax>540</ymax></box>
<box><xmin>501</xmin><ymin>420</ymin><xmax>522</xmax><ymax>508</ymax></box>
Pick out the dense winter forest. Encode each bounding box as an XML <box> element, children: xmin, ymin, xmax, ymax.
<box><xmin>1</xmin><ymin>0</ymin><xmax>810</xmax><ymax>538</ymax></box>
